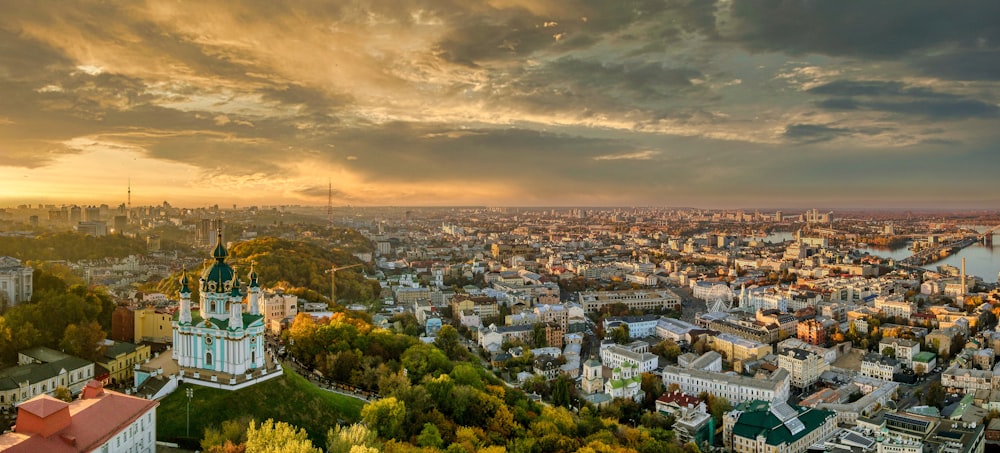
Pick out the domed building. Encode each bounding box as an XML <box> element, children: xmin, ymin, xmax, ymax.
<box><xmin>172</xmin><ymin>230</ymin><xmax>266</xmax><ymax>379</ymax></box>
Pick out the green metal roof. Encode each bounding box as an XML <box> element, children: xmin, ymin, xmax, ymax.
<box><xmin>913</xmin><ymin>351</ymin><xmax>936</xmax><ymax>362</ymax></box>
<box><xmin>103</xmin><ymin>342</ymin><xmax>138</xmax><ymax>358</ymax></box>
<box><xmin>0</xmin><ymin>357</ymin><xmax>92</xmax><ymax>390</ymax></box>
<box><xmin>730</xmin><ymin>400</ymin><xmax>835</xmax><ymax>447</ymax></box>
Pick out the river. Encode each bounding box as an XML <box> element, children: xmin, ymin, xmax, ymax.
<box><xmin>859</xmin><ymin>233</ymin><xmax>1000</xmax><ymax>283</ymax></box>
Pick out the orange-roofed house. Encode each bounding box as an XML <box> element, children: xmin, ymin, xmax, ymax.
<box><xmin>0</xmin><ymin>380</ymin><xmax>158</xmax><ymax>452</ymax></box>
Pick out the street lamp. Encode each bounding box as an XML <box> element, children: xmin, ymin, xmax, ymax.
<box><xmin>185</xmin><ymin>387</ymin><xmax>193</xmax><ymax>437</ymax></box>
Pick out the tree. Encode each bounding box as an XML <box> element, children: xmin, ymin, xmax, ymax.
<box><xmin>203</xmin><ymin>417</ymin><xmax>251</xmax><ymax>452</ymax></box>
<box><xmin>361</xmin><ymin>397</ymin><xmax>406</xmax><ymax>440</ymax></box>
<box><xmin>641</xmin><ymin>373</ymin><xmax>666</xmax><ymax>411</ymax></box>
<box><xmin>924</xmin><ymin>382</ymin><xmax>946</xmax><ymax>408</ymax></box>
<box><xmin>609</xmin><ymin>325</ymin><xmax>630</xmax><ymax>345</ymax></box>
<box><xmin>245</xmin><ymin>419</ymin><xmax>321</xmax><ymax>453</ymax></box>
<box><xmin>532</xmin><ymin>323</ymin><xmax>547</xmax><ymax>348</ymax></box>
<box><xmin>60</xmin><ymin>321</ymin><xmax>107</xmax><ymax>362</ymax></box>
<box><xmin>434</xmin><ymin>325</ymin><xmax>464</xmax><ymax>360</ymax></box>
<box><xmin>881</xmin><ymin>347</ymin><xmax>895</xmax><ymax>358</ymax></box>
<box><xmin>652</xmin><ymin>340</ymin><xmax>682</xmax><ymax>363</ymax></box>
<box><xmin>704</xmin><ymin>394</ymin><xmax>732</xmax><ymax>426</ymax></box>
<box><xmin>326</xmin><ymin>424</ymin><xmax>378</xmax><ymax>453</ymax></box>
<box><xmin>416</xmin><ymin>423</ymin><xmax>444</xmax><ymax>449</ymax></box>
<box><xmin>551</xmin><ymin>374</ymin><xmax>573</xmax><ymax>408</ymax></box>
<box><xmin>53</xmin><ymin>386</ymin><xmax>72</xmax><ymax>402</ymax></box>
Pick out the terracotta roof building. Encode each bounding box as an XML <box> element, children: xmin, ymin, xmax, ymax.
<box><xmin>0</xmin><ymin>380</ymin><xmax>158</xmax><ymax>452</ymax></box>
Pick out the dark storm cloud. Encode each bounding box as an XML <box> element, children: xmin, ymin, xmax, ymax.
<box><xmin>293</xmin><ymin>185</ymin><xmax>355</xmax><ymax>201</ymax></box>
<box><xmin>808</xmin><ymin>80</ymin><xmax>1000</xmax><ymax>120</ymax></box>
<box><xmin>327</xmin><ymin>123</ymin><xmax>635</xmax><ymax>182</ymax></box>
<box><xmin>434</xmin><ymin>0</ymin><xmax>717</xmax><ymax>66</ymax></box>
<box><xmin>726</xmin><ymin>0</ymin><xmax>1000</xmax><ymax>58</ymax></box>
<box><xmin>499</xmin><ymin>57</ymin><xmax>711</xmax><ymax>118</ymax></box>
<box><xmin>783</xmin><ymin>123</ymin><xmax>890</xmax><ymax>144</ymax></box>
<box><xmin>915</xmin><ymin>50</ymin><xmax>1000</xmax><ymax>81</ymax></box>
<box><xmin>0</xmin><ymin>28</ymin><xmax>73</xmax><ymax>80</ymax></box>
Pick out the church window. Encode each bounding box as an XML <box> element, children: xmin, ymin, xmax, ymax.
<box><xmin>206</xmin><ymin>352</ymin><xmax>213</xmax><ymax>366</ymax></box>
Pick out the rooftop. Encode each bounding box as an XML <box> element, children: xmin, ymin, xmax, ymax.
<box><xmin>730</xmin><ymin>399</ymin><xmax>835</xmax><ymax>447</ymax></box>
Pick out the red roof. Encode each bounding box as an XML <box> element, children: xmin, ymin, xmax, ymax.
<box><xmin>0</xmin><ymin>381</ymin><xmax>159</xmax><ymax>452</ymax></box>
<box><xmin>18</xmin><ymin>395</ymin><xmax>69</xmax><ymax>418</ymax></box>
<box><xmin>656</xmin><ymin>390</ymin><xmax>702</xmax><ymax>408</ymax></box>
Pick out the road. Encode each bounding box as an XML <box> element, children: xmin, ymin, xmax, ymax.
<box><xmin>675</xmin><ymin>287</ymin><xmax>708</xmax><ymax>323</ymax></box>
<box><xmin>895</xmin><ymin>370</ymin><xmax>943</xmax><ymax>410</ymax></box>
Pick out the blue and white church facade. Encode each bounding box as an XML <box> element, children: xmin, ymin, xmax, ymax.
<box><xmin>172</xmin><ymin>231</ymin><xmax>265</xmax><ymax>376</ymax></box>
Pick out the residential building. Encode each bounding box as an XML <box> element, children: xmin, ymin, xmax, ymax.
<box><xmin>797</xmin><ymin>319</ymin><xmax>827</xmax><ymax>345</ymax></box>
<box><xmin>942</xmin><ymin>366</ymin><xmax>999</xmax><ymax>392</ymax></box>
<box><xmin>926</xmin><ymin>327</ymin><xmax>959</xmax><ymax>356</ymax></box>
<box><xmin>600</xmin><ymin>344</ymin><xmax>658</xmax><ymax>373</ymax></box>
<box><xmin>674</xmin><ymin>408</ymin><xmax>713</xmax><ymax>448</ymax></box>
<box><xmin>656</xmin><ymin>317</ymin><xmax>699</xmax><ymax>342</ymax></box>
<box><xmin>259</xmin><ymin>290</ymin><xmax>298</xmax><ymax>327</ymax></box>
<box><xmin>678</xmin><ymin>351</ymin><xmax>723</xmax><ymax>372</ymax></box>
<box><xmin>478</xmin><ymin>323</ymin><xmax>533</xmax><ymax>352</ymax></box>
<box><xmin>655</xmin><ymin>390</ymin><xmax>706</xmax><ymax>418</ymax></box>
<box><xmin>0</xmin><ymin>348</ymin><xmax>94</xmax><ymax>411</ymax></box>
<box><xmin>860</xmin><ymin>352</ymin><xmax>900</xmax><ymax>381</ymax></box>
<box><xmin>777</xmin><ymin>348</ymin><xmax>829</xmax><ymax>389</ymax></box>
<box><xmin>723</xmin><ymin>399</ymin><xmax>837</xmax><ymax>453</ymax></box>
<box><xmin>814</xmin><ymin>378</ymin><xmax>898</xmax><ymax>425</ymax></box>
<box><xmin>452</xmin><ymin>294</ymin><xmax>499</xmax><ymax>319</ymax></box>
<box><xmin>544</xmin><ymin>322</ymin><xmax>564</xmax><ymax>349</ymax></box>
<box><xmin>111</xmin><ymin>305</ymin><xmax>136</xmax><ymax>342</ymax></box>
<box><xmin>603</xmin><ymin>315</ymin><xmax>659</xmax><ymax>339</ymax></box>
<box><xmin>533</xmin><ymin>355</ymin><xmax>562</xmax><ymax>381</ymax></box>
<box><xmin>875</xmin><ymin>296</ymin><xmax>914</xmax><ymax>319</ymax></box>
<box><xmin>534</xmin><ymin>304</ymin><xmax>568</xmax><ymax>330</ymax></box>
<box><xmin>708</xmin><ymin>333</ymin><xmax>771</xmax><ymax>364</ymax></box>
<box><xmin>134</xmin><ymin>308</ymin><xmax>173</xmax><ymax>344</ymax></box>
<box><xmin>879</xmin><ymin>338</ymin><xmax>920</xmax><ymax>368</ymax></box>
<box><xmin>578</xmin><ymin>289</ymin><xmax>681</xmax><ymax>313</ymax></box>
<box><xmin>661</xmin><ymin>366</ymin><xmax>790</xmax><ymax>404</ymax></box>
<box><xmin>0</xmin><ymin>381</ymin><xmax>158</xmax><ymax>452</ymax></box>
<box><xmin>912</xmin><ymin>351</ymin><xmax>937</xmax><ymax>374</ymax></box>
<box><xmin>97</xmin><ymin>341</ymin><xmax>151</xmax><ymax>386</ymax></box>
<box><xmin>756</xmin><ymin>309</ymin><xmax>798</xmax><ymax>339</ymax></box>
<box><xmin>0</xmin><ymin>256</ymin><xmax>32</xmax><ymax>306</ymax></box>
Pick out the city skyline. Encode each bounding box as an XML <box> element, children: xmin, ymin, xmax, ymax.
<box><xmin>1</xmin><ymin>2</ymin><xmax>998</xmax><ymax>208</ymax></box>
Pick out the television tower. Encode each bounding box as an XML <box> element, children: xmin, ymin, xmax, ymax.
<box><xmin>127</xmin><ymin>178</ymin><xmax>132</xmax><ymax>222</ymax></box>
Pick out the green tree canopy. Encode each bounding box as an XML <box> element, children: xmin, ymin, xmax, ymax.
<box><xmin>245</xmin><ymin>419</ymin><xmax>321</xmax><ymax>453</ymax></box>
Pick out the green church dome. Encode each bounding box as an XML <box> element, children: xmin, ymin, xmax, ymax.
<box><xmin>201</xmin><ymin>229</ymin><xmax>238</xmax><ymax>293</ymax></box>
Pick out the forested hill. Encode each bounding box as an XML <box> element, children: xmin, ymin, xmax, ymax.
<box><xmin>156</xmin><ymin>237</ymin><xmax>379</xmax><ymax>304</ymax></box>
<box><xmin>0</xmin><ymin>232</ymin><xmax>147</xmax><ymax>261</ymax></box>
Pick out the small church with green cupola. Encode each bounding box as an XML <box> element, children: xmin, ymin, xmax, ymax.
<box><xmin>172</xmin><ymin>230</ymin><xmax>266</xmax><ymax>377</ymax></box>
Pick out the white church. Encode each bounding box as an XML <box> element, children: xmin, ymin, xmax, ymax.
<box><xmin>172</xmin><ymin>231</ymin><xmax>269</xmax><ymax>380</ymax></box>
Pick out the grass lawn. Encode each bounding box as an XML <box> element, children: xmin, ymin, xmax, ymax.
<box><xmin>157</xmin><ymin>366</ymin><xmax>365</xmax><ymax>447</ymax></box>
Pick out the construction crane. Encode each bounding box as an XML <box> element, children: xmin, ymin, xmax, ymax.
<box><xmin>325</xmin><ymin>263</ymin><xmax>363</xmax><ymax>304</ymax></box>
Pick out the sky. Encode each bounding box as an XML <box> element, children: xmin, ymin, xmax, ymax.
<box><xmin>0</xmin><ymin>1</ymin><xmax>998</xmax><ymax>209</ymax></box>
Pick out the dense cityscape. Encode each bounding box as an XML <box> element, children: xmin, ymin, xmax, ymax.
<box><xmin>0</xmin><ymin>203</ymin><xmax>996</xmax><ymax>452</ymax></box>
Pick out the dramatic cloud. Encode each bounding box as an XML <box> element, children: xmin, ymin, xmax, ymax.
<box><xmin>0</xmin><ymin>0</ymin><xmax>997</xmax><ymax>208</ymax></box>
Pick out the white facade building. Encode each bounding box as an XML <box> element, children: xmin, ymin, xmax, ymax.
<box><xmin>662</xmin><ymin>366</ymin><xmax>791</xmax><ymax>404</ymax></box>
<box><xmin>0</xmin><ymin>256</ymin><xmax>32</xmax><ymax>306</ymax></box>
<box><xmin>172</xmin><ymin>232</ymin><xmax>266</xmax><ymax>377</ymax></box>
<box><xmin>601</xmin><ymin>344</ymin><xmax>659</xmax><ymax>373</ymax></box>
